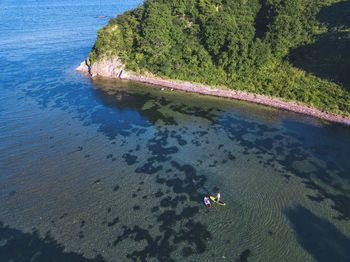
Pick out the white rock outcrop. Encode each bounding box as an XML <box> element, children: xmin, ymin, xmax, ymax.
<box><xmin>76</xmin><ymin>57</ymin><xmax>128</xmax><ymax>79</ymax></box>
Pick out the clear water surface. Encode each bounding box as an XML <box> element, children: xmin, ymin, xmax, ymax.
<box><xmin>0</xmin><ymin>1</ymin><xmax>350</xmax><ymax>261</ymax></box>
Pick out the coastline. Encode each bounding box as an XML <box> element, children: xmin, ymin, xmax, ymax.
<box><xmin>124</xmin><ymin>75</ymin><xmax>350</xmax><ymax>126</ymax></box>
<box><xmin>76</xmin><ymin>59</ymin><xmax>350</xmax><ymax>126</ymax></box>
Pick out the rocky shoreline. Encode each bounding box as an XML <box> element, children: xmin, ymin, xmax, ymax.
<box><xmin>76</xmin><ymin>58</ymin><xmax>350</xmax><ymax>126</ymax></box>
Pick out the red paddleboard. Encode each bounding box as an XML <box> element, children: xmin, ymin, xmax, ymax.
<box><xmin>204</xmin><ymin>197</ymin><xmax>211</xmax><ymax>208</ymax></box>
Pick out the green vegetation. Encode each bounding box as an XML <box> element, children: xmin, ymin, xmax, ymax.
<box><xmin>89</xmin><ymin>0</ymin><xmax>350</xmax><ymax>116</ymax></box>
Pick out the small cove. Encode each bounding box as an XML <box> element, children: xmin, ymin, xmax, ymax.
<box><xmin>0</xmin><ymin>1</ymin><xmax>350</xmax><ymax>261</ymax></box>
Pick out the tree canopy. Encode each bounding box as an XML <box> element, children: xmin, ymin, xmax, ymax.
<box><xmin>89</xmin><ymin>0</ymin><xmax>350</xmax><ymax>116</ymax></box>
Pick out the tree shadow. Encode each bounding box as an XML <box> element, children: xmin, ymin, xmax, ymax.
<box><xmin>285</xmin><ymin>205</ymin><xmax>350</xmax><ymax>262</ymax></box>
<box><xmin>290</xmin><ymin>1</ymin><xmax>350</xmax><ymax>90</ymax></box>
<box><xmin>0</xmin><ymin>222</ymin><xmax>105</xmax><ymax>262</ymax></box>
<box><xmin>254</xmin><ymin>0</ymin><xmax>277</xmax><ymax>39</ymax></box>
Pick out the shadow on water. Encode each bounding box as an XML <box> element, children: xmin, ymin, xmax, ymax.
<box><xmin>290</xmin><ymin>1</ymin><xmax>350</xmax><ymax>89</ymax></box>
<box><xmin>219</xmin><ymin>116</ymin><xmax>350</xmax><ymax>221</ymax></box>
<box><xmin>0</xmin><ymin>222</ymin><xmax>106</xmax><ymax>262</ymax></box>
<box><xmin>91</xmin><ymin>78</ymin><xmax>221</xmax><ymax>126</ymax></box>
<box><xmin>285</xmin><ymin>205</ymin><xmax>350</xmax><ymax>262</ymax></box>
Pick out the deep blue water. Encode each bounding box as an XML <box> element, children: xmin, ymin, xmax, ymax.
<box><xmin>1</xmin><ymin>1</ymin><xmax>350</xmax><ymax>261</ymax></box>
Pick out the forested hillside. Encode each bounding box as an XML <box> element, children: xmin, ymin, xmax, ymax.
<box><xmin>89</xmin><ymin>0</ymin><xmax>350</xmax><ymax>116</ymax></box>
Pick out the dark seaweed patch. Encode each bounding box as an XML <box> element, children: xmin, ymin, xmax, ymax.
<box><xmin>107</xmin><ymin>217</ymin><xmax>120</xmax><ymax>227</ymax></box>
<box><xmin>135</xmin><ymin>162</ymin><xmax>163</xmax><ymax>174</ymax></box>
<box><xmin>133</xmin><ymin>205</ymin><xmax>141</xmax><ymax>211</ymax></box>
<box><xmin>307</xmin><ymin>194</ymin><xmax>324</xmax><ymax>203</ymax></box>
<box><xmin>165</xmin><ymin>178</ymin><xmax>184</xmax><ymax>194</ymax></box>
<box><xmin>170</xmin><ymin>131</ymin><xmax>187</xmax><ymax>146</ymax></box>
<box><xmin>255</xmin><ymin>138</ymin><xmax>274</xmax><ymax>151</ymax></box>
<box><xmin>113</xmin><ymin>225</ymin><xmax>175</xmax><ymax>262</ymax></box>
<box><xmin>122</xmin><ymin>153</ymin><xmax>138</xmax><ymax>165</ymax></box>
<box><xmin>59</xmin><ymin>213</ymin><xmax>68</xmax><ymax>219</ymax></box>
<box><xmin>160</xmin><ymin>196</ymin><xmax>187</xmax><ymax>209</ymax></box>
<box><xmin>112</xmin><ymin>204</ymin><xmax>211</xmax><ymax>261</ymax></box>
<box><xmin>191</xmin><ymin>139</ymin><xmax>201</xmax><ymax>146</ymax></box>
<box><xmin>157</xmin><ymin>210</ymin><xmax>178</xmax><ymax>228</ymax></box>
<box><xmin>0</xmin><ymin>222</ymin><xmax>106</xmax><ymax>262</ymax></box>
<box><xmin>227</xmin><ymin>151</ymin><xmax>236</xmax><ymax>160</ymax></box>
<box><xmin>155</xmin><ymin>191</ymin><xmax>164</xmax><ymax>198</ymax></box>
<box><xmin>174</xmin><ymin>219</ymin><xmax>211</xmax><ymax>255</ymax></box>
<box><xmin>155</xmin><ymin>176</ymin><xmax>166</xmax><ymax>184</ymax></box>
<box><xmin>151</xmin><ymin>206</ymin><xmax>159</xmax><ymax>213</ymax></box>
<box><xmin>149</xmin><ymin>161</ymin><xmax>208</xmax><ymax>202</ymax></box>
<box><xmin>181</xmin><ymin>247</ymin><xmax>193</xmax><ymax>257</ymax></box>
<box><xmin>283</xmin><ymin>174</ymin><xmax>291</xmax><ymax>180</ymax></box>
<box><xmin>180</xmin><ymin>207</ymin><xmax>199</xmax><ymax>219</ymax></box>
<box><xmin>148</xmin><ymin>131</ymin><xmax>179</xmax><ymax>157</ymax></box>
<box><xmin>142</xmin><ymin>104</ymin><xmax>177</xmax><ymax>125</ymax></box>
<box><xmin>209</xmin><ymin>160</ymin><xmax>218</xmax><ymax>167</ymax></box>
<box><xmin>169</xmin><ymin>105</ymin><xmax>218</xmax><ymax>123</ymax></box>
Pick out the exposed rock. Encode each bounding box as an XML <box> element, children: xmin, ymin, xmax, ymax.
<box><xmin>75</xmin><ymin>56</ymin><xmax>128</xmax><ymax>79</ymax></box>
<box><xmin>75</xmin><ymin>60</ymin><xmax>89</xmax><ymax>73</ymax></box>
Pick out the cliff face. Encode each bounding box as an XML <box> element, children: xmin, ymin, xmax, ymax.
<box><xmin>76</xmin><ymin>56</ymin><xmax>128</xmax><ymax>79</ymax></box>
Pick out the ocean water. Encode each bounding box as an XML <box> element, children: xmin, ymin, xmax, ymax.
<box><xmin>0</xmin><ymin>1</ymin><xmax>350</xmax><ymax>261</ymax></box>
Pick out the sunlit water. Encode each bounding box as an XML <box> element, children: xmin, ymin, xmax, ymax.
<box><xmin>1</xmin><ymin>1</ymin><xmax>350</xmax><ymax>261</ymax></box>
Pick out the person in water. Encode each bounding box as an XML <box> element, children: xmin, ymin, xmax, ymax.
<box><xmin>204</xmin><ymin>197</ymin><xmax>210</xmax><ymax>206</ymax></box>
<box><xmin>215</xmin><ymin>192</ymin><xmax>221</xmax><ymax>202</ymax></box>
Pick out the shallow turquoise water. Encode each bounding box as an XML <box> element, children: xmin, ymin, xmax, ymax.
<box><xmin>0</xmin><ymin>1</ymin><xmax>350</xmax><ymax>261</ymax></box>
